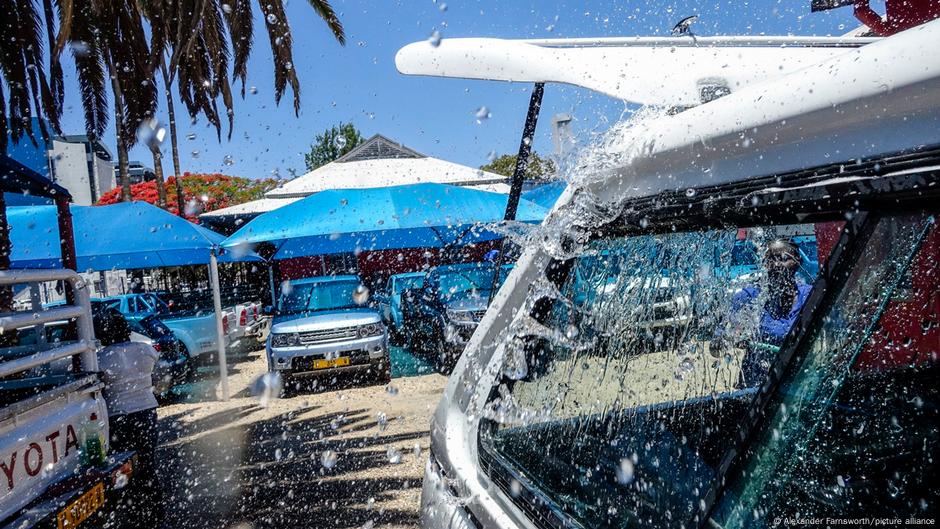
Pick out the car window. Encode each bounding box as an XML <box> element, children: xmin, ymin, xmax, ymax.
<box><xmin>278</xmin><ymin>280</ymin><xmax>362</xmax><ymax>313</ymax></box>
<box><xmin>393</xmin><ymin>276</ymin><xmax>423</xmax><ymax>294</ymax></box>
<box><xmin>476</xmin><ymin>215</ymin><xmax>937</xmax><ymax>529</ymax></box>
<box><xmin>710</xmin><ymin>213</ymin><xmax>938</xmax><ymax>527</ymax></box>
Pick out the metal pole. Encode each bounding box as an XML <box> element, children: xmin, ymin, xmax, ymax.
<box><xmin>209</xmin><ymin>250</ymin><xmax>230</xmax><ymax>401</ymax></box>
<box><xmin>489</xmin><ymin>82</ymin><xmax>545</xmax><ymax>303</ymax></box>
<box><xmin>268</xmin><ymin>264</ymin><xmax>277</xmax><ymax>307</ymax></box>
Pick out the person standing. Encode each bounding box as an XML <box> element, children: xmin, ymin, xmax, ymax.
<box><xmin>93</xmin><ymin>307</ymin><xmax>162</xmax><ymax>525</ymax></box>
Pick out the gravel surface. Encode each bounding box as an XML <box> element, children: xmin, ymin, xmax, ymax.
<box><xmin>153</xmin><ymin>349</ymin><xmax>447</xmax><ymax>529</ymax></box>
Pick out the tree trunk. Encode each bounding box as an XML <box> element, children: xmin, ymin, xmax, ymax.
<box><xmin>161</xmin><ymin>62</ymin><xmax>185</xmax><ymax>215</ymax></box>
<box><xmin>109</xmin><ymin>71</ymin><xmax>132</xmax><ymax>202</ymax></box>
<box><xmin>151</xmin><ymin>145</ymin><xmax>167</xmax><ymax>208</ymax></box>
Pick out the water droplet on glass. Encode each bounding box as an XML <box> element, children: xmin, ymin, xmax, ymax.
<box><xmin>376</xmin><ymin>411</ymin><xmax>388</xmax><ymax>431</ymax></box>
<box><xmin>223</xmin><ymin>155</ymin><xmax>235</xmax><ymax>166</ymax></box>
<box><xmin>386</xmin><ymin>384</ymin><xmax>399</xmax><ymax>396</ymax></box>
<box><xmin>249</xmin><ymin>86</ymin><xmax>258</xmax><ymax>95</ymax></box>
<box><xmin>221</xmin><ymin>3</ymin><xmax>232</xmax><ymax>14</ymax></box>
<box><xmin>191</xmin><ymin>150</ymin><xmax>200</xmax><ymax>158</ymax></box>
<box><xmin>340</xmin><ymin>198</ymin><xmax>349</xmax><ymax>206</ymax></box>
<box><xmin>616</xmin><ymin>458</ymin><xmax>635</xmax><ymax>485</ymax></box>
<box><xmin>275</xmin><ymin>448</ymin><xmax>283</xmax><ymax>461</ymax></box>
<box><xmin>366</xmin><ymin>497</ymin><xmax>375</xmax><ymax>510</ymax></box>
<box><xmin>565</xmin><ymin>324</ymin><xmax>579</xmax><ymax>340</ymax></box>
<box><xmin>386</xmin><ymin>447</ymin><xmax>402</xmax><ymax>464</ymax></box>
<box><xmin>334</xmin><ymin>135</ymin><xmax>347</xmax><ymax>149</ymax></box>
<box><xmin>438</xmin><ymin>2</ymin><xmax>448</xmax><ymax>12</ymax></box>
<box><xmin>250</xmin><ymin>371</ymin><xmax>283</xmax><ymax>407</ymax></box>
<box><xmin>679</xmin><ymin>357</ymin><xmax>694</xmax><ymax>372</ymax></box>
<box><xmin>266</xmin><ymin>13</ymin><xmax>277</xmax><ymax>24</ymax></box>
<box><xmin>186</xmin><ymin>132</ymin><xmax>197</xmax><ymax>141</ymax></box>
<box><xmin>428</xmin><ymin>30</ymin><xmax>442</xmax><ymax>47</ymax></box>
<box><xmin>685</xmin><ymin>188</ymin><xmax>696</xmax><ymax>198</ymax></box>
<box><xmin>413</xmin><ymin>443</ymin><xmax>422</xmax><ymax>460</ymax></box>
<box><xmin>509</xmin><ymin>478</ymin><xmax>522</xmax><ymax>497</ymax></box>
<box><xmin>320</xmin><ymin>450</ymin><xmax>338</xmax><ymax>469</ymax></box>
<box><xmin>71</xmin><ymin>41</ymin><xmax>91</xmax><ymax>57</ymax></box>
<box><xmin>475</xmin><ymin>106</ymin><xmax>491</xmax><ymax>123</ymax></box>
<box><xmin>353</xmin><ymin>285</ymin><xmax>370</xmax><ymax>305</ymax></box>
<box><xmin>137</xmin><ymin>118</ymin><xmax>166</xmax><ymax>150</ymax></box>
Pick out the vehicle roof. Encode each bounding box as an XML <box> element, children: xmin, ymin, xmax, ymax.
<box><xmin>580</xmin><ymin>21</ymin><xmax>940</xmax><ymax>206</ymax></box>
<box><xmin>290</xmin><ymin>274</ymin><xmax>361</xmax><ymax>286</ymax></box>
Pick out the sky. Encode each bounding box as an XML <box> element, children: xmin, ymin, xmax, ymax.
<box><xmin>52</xmin><ymin>0</ymin><xmax>870</xmax><ymax>182</ymax></box>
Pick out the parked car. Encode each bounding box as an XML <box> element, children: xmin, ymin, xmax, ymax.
<box><xmin>123</xmin><ymin>314</ymin><xmax>191</xmax><ymax>395</ymax></box>
<box><xmin>400</xmin><ymin>263</ymin><xmax>512</xmax><ymax>372</ymax></box>
<box><xmin>29</xmin><ymin>301</ymin><xmax>190</xmax><ymax>397</ymax></box>
<box><xmin>266</xmin><ymin>275</ymin><xmax>390</xmax><ymax>387</ymax></box>
<box><xmin>226</xmin><ymin>301</ymin><xmax>266</xmax><ymax>354</ymax></box>
<box><xmin>374</xmin><ymin>272</ymin><xmax>424</xmax><ymax>343</ymax></box>
<box><xmin>414</xmin><ymin>23</ymin><xmax>940</xmax><ymax>529</ymax></box>
<box><xmin>99</xmin><ymin>293</ymin><xmax>228</xmax><ymax>363</ymax></box>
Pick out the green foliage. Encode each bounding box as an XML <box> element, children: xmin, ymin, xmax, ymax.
<box><xmin>304</xmin><ymin>123</ymin><xmax>364</xmax><ymax>171</ymax></box>
<box><xmin>480</xmin><ymin>152</ymin><xmax>557</xmax><ymax>180</ymax></box>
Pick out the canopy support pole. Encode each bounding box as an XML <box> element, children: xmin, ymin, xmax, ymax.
<box><xmin>489</xmin><ymin>82</ymin><xmax>544</xmax><ymax>303</ymax></box>
<box><xmin>209</xmin><ymin>249</ymin><xmax>230</xmax><ymax>401</ymax></box>
<box><xmin>268</xmin><ymin>263</ymin><xmax>277</xmax><ymax>307</ymax></box>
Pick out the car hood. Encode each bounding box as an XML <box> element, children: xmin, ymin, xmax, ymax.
<box><xmin>271</xmin><ymin>309</ymin><xmax>381</xmax><ymax>333</ymax></box>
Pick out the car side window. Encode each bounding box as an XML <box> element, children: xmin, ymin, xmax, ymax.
<box><xmin>710</xmin><ymin>214</ymin><xmax>938</xmax><ymax>527</ymax></box>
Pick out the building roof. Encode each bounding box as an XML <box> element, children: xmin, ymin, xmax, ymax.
<box><xmin>266</xmin><ymin>134</ymin><xmax>506</xmax><ymax>198</ymax></box>
<box><xmin>61</xmin><ymin>134</ymin><xmax>113</xmax><ymax>161</ymax></box>
<box><xmin>1</xmin><ymin>154</ymin><xmax>71</xmax><ymax>200</ymax></box>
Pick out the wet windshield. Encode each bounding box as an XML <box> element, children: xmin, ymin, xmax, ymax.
<box><xmin>483</xmin><ymin>223</ymin><xmax>824</xmax><ymax>527</ymax></box>
<box><xmin>278</xmin><ymin>280</ymin><xmax>361</xmax><ymax>313</ymax></box>
<box><xmin>431</xmin><ymin>266</ymin><xmax>501</xmax><ymax>298</ymax></box>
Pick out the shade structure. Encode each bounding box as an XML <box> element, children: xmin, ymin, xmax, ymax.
<box><xmin>222</xmin><ymin>183</ymin><xmax>549</xmax><ymax>259</ymax></box>
<box><xmin>7</xmin><ymin>201</ymin><xmax>256</xmax><ymax>270</ymax></box>
<box><xmin>522</xmin><ymin>180</ymin><xmax>567</xmax><ymax>209</ymax></box>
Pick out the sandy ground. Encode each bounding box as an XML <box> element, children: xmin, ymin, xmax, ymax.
<box><xmin>153</xmin><ymin>349</ymin><xmax>447</xmax><ymax>529</ymax></box>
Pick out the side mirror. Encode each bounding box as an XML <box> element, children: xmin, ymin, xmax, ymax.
<box><xmin>262</xmin><ymin>305</ymin><xmax>275</xmax><ymax>316</ymax></box>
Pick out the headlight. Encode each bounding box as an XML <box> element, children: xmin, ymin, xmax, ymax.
<box><xmin>358</xmin><ymin>323</ymin><xmax>384</xmax><ymax>338</ymax></box>
<box><xmin>270</xmin><ymin>332</ymin><xmax>299</xmax><ymax>347</ymax></box>
<box><xmin>446</xmin><ymin>309</ymin><xmax>477</xmax><ymax>323</ymax></box>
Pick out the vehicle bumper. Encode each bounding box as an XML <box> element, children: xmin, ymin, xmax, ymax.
<box><xmin>420</xmin><ymin>454</ymin><xmax>484</xmax><ymax>529</ymax></box>
<box><xmin>1</xmin><ymin>451</ymin><xmax>136</xmax><ymax>529</ymax></box>
<box><xmin>267</xmin><ymin>334</ymin><xmax>388</xmax><ymax>376</ymax></box>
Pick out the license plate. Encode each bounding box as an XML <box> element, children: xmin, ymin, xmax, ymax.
<box><xmin>311</xmin><ymin>356</ymin><xmax>351</xmax><ymax>369</ymax></box>
<box><xmin>57</xmin><ymin>482</ymin><xmax>105</xmax><ymax>529</ymax></box>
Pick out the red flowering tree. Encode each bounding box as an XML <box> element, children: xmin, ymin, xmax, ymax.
<box><xmin>97</xmin><ymin>173</ymin><xmax>280</xmax><ymax>223</ymax></box>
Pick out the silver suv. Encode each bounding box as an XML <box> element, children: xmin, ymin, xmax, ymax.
<box><xmin>266</xmin><ymin>275</ymin><xmax>390</xmax><ymax>386</ymax></box>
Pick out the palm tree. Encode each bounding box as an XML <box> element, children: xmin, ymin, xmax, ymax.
<box><xmin>1</xmin><ymin>0</ymin><xmax>345</xmax><ymax>200</ymax></box>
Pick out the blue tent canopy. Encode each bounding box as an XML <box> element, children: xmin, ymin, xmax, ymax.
<box><xmin>522</xmin><ymin>180</ymin><xmax>567</xmax><ymax>209</ymax></box>
<box><xmin>8</xmin><ymin>201</ymin><xmax>256</xmax><ymax>270</ymax></box>
<box><xmin>222</xmin><ymin>183</ymin><xmax>549</xmax><ymax>259</ymax></box>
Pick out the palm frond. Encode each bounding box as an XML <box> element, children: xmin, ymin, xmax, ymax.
<box><xmin>222</xmin><ymin>0</ymin><xmax>252</xmax><ymax>96</ymax></box>
<box><xmin>305</xmin><ymin>0</ymin><xmax>345</xmax><ymax>45</ymax></box>
<box><xmin>257</xmin><ymin>0</ymin><xmax>300</xmax><ymax>114</ymax></box>
<box><xmin>202</xmin><ymin>1</ymin><xmax>234</xmax><ymax>137</ymax></box>
<box><xmin>42</xmin><ymin>0</ymin><xmax>64</xmax><ymax>110</ymax></box>
<box><xmin>70</xmin><ymin>0</ymin><xmax>108</xmax><ymax>139</ymax></box>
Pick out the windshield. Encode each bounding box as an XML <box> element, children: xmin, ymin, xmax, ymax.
<box><xmin>431</xmin><ymin>265</ymin><xmax>503</xmax><ymax>298</ymax></box>
<box><xmin>482</xmin><ymin>223</ymin><xmax>829</xmax><ymax>527</ymax></box>
<box><xmin>393</xmin><ymin>276</ymin><xmax>424</xmax><ymax>295</ymax></box>
<box><xmin>278</xmin><ymin>279</ymin><xmax>362</xmax><ymax>313</ymax></box>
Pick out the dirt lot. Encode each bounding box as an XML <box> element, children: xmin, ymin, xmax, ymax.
<box><xmin>153</xmin><ymin>350</ymin><xmax>447</xmax><ymax>529</ymax></box>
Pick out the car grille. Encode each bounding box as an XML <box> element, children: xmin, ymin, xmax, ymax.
<box><xmin>297</xmin><ymin>326</ymin><xmax>359</xmax><ymax>344</ymax></box>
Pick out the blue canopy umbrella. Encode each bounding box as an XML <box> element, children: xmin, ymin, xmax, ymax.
<box><xmin>7</xmin><ymin>201</ymin><xmax>253</xmax><ymax>401</ymax></box>
<box><xmin>222</xmin><ymin>183</ymin><xmax>549</xmax><ymax>259</ymax></box>
<box><xmin>7</xmin><ymin>201</ymin><xmax>256</xmax><ymax>270</ymax></box>
<box><xmin>522</xmin><ymin>180</ymin><xmax>567</xmax><ymax>210</ymax></box>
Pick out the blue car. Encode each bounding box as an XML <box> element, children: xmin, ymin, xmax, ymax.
<box><xmin>376</xmin><ymin>272</ymin><xmax>425</xmax><ymax>344</ymax></box>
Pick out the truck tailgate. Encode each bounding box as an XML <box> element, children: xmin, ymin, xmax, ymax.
<box><xmin>0</xmin><ymin>375</ymin><xmax>108</xmax><ymax>522</ymax></box>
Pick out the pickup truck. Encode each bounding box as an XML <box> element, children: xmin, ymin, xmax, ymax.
<box><xmin>98</xmin><ymin>292</ymin><xmax>228</xmax><ymax>363</ymax></box>
<box><xmin>226</xmin><ymin>301</ymin><xmax>266</xmax><ymax>355</ymax></box>
<box><xmin>1</xmin><ymin>269</ymin><xmax>136</xmax><ymax>528</ymax></box>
